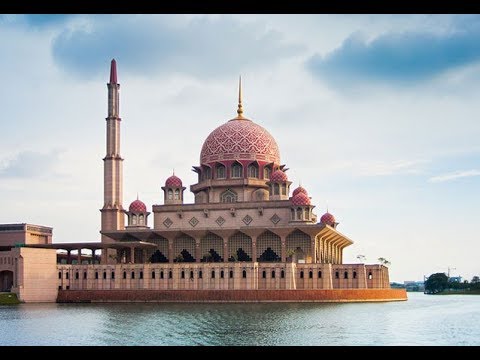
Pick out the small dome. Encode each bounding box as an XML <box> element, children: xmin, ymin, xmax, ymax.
<box><xmin>291</xmin><ymin>192</ymin><xmax>311</xmax><ymax>206</ymax></box>
<box><xmin>292</xmin><ymin>186</ymin><xmax>308</xmax><ymax>197</ymax></box>
<box><xmin>165</xmin><ymin>174</ymin><xmax>182</xmax><ymax>188</ymax></box>
<box><xmin>320</xmin><ymin>212</ymin><xmax>336</xmax><ymax>226</ymax></box>
<box><xmin>270</xmin><ymin>169</ymin><xmax>288</xmax><ymax>182</ymax></box>
<box><xmin>129</xmin><ymin>199</ymin><xmax>147</xmax><ymax>213</ymax></box>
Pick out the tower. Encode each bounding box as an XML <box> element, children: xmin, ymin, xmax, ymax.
<box><xmin>100</xmin><ymin>59</ymin><xmax>124</xmax><ymax>263</ymax></box>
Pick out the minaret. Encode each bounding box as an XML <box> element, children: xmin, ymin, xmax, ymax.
<box><xmin>100</xmin><ymin>59</ymin><xmax>124</xmax><ymax>262</ymax></box>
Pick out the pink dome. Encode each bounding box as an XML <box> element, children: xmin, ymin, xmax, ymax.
<box><xmin>129</xmin><ymin>199</ymin><xmax>147</xmax><ymax>213</ymax></box>
<box><xmin>165</xmin><ymin>174</ymin><xmax>182</xmax><ymax>188</ymax></box>
<box><xmin>200</xmin><ymin>118</ymin><xmax>280</xmax><ymax>164</ymax></box>
<box><xmin>270</xmin><ymin>169</ymin><xmax>288</xmax><ymax>182</ymax></box>
<box><xmin>292</xmin><ymin>186</ymin><xmax>308</xmax><ymax>197</ymax></box>
<box><xmin>291</xmin><ymin>192</ymin><xmax>311</xmax><ymax>206</ymax></box>
<box><xmin>320</xmin><ymin>212</ymin><xmax>336</xmax><ymax>226</ymax></box>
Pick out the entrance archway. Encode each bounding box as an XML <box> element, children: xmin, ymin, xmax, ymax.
<box><xmin>0</xmin><ymin>270</ymin><xmax>13</xmax><ymax>292</ymax></box>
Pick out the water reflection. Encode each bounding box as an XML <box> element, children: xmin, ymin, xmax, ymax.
<box><xmin>0</xmin><ymin>293</ymin><xmax>479</xmax><ymax>345</ymax></box>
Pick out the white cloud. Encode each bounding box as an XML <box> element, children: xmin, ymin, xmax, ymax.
<box><xmin>428</xmin><ymin>169</ymin><xmax>480</xmax><ymax>183</ymax></box>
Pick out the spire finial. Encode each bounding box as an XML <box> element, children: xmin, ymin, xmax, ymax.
<box><xmin>109</xmin><ymin>59</ymin><xmax>117</xmax><ymax>84</ymax></box>
<box><xmin>236</xmin><ymin>76</ymin><xmax>243</xmax><ymax>118</ymax></box>
<box><xmin>173</xmin><ymin>168</ymin><xmax>175</xmax><ymax>176</ymax></box>
<box><xmin>137</xmin><ymin>192</ymin><xmax>139</xmax><ymax>201</ymax></box>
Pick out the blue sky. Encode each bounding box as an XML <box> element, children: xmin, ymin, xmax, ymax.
<box><xmin>0</xmin><ymin>15</ymin><xmax>479</xmax><ymax>282</ymax></box>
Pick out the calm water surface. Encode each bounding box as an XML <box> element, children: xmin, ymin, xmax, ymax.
<box><xmin>0</xmin><ymin>292</ymin><xmax>479</xmax><ymax>345</ymax></box>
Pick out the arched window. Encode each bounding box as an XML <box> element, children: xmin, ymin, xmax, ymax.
<box><xmin>231</xmin><ymin>163</ymin><xmax>243</xmax><ymax>178</ymax></box>
<box><xmin>353</xmin><ymin>271</ymin><xmax>357</xmax><ymax>279</ymax></box>
<box><xmin>304</xmin><ymin>208</ymin><xmax>309</xmax><ymax>220</ymax></box>
<box><xmin>368</xmin><ymin>272</ymin><xmax>373</xmax><ymax>280</ymax></box>
<box><xmin>132</xmin><ymin>215</ymin><xmax>137</xmax><ymax>225</ymax></box>
<box><xmin>168</xmin><ymin>189</ymin><xmax>173</xmax><ymax>200</ymax></box>
<box><xmin>264</xmin><ymin>166</ymin><xmax>271</xmax><ymax>179</ymax></box>
<box><xmin>271</xmin><ymin>270</ymin><xmax>276</xmax><ymax>278</ymax></box>
<box><xmin>309</xmin><ymin>271</ymin><xmax>313</xmax><ymax>279</ymax></box>
<box><xmin>221</xmin><ymin>189</ymin><xmax>237</xmax><ymax>203</ymax></box>
<box><xmin>242</xmin><ymin>270</ymin><xmax>247</xmax><ymax>278</ymax></box>
<box><xmin>274</xmin><ymin>183</ymin><xmax>280</xmax><ymax>195</ymax></box>
<box><xmin>262</xmin><ymin>271</ymin><xmax>266</xmax><ymax>279</ymax></box>
<box><xmin>204</xmin><ymin>167</ymin><xmax>211</xmax><ymax>180</ymax></box>
<box><xmin>297</xmin><ymin>208</ymin><xmax>302</xmax><ymax>220</ymax></box>
<box><xmin>281</xmin><ymin>270</ymin><xmax>285</xmax><ymax>278</ymax></box>
<box><xmin>291</xmin><ymin>208</ymin><xmax>295</xmax><ymax>220</ymax></box>
<box><xmin>344</xmin><ymin>271</ymin><xmax>348</xmax><ymax>279</ymax></box>
<box><xmin>174</xmin><ymin>189</ymin><xmax>180</xmax><ymax>200</ymax></box>
<box><xmin>216</xmin><ymin>164</ymin><xmax>226</xmax><ymax>179</ymax></box>
<box><xmin>300</xmin><ymin>271</ymin><xmax>304</xmax><ymax>279</ymax></box>
<box><xmin>248</xmin><ymin>163</ymin><xmax>259</xmax><ymax>178</ymax></box>
<box><xmin>282</xmin><ymin>184</ymin><xmax>287</xmax><ymax>196</ymax></box>
<box><xmin>139</xmin><ymin>214</ymin><xmax>144</xmax><ymax>225</ymax></box>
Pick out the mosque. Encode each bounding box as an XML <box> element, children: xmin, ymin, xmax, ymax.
<box><xmin>0</xmin><ymin>60</ymin><xmax>407</xmax><ymax>303</ymax></box>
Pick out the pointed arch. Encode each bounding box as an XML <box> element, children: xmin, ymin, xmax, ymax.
<box><xmin>256</xmin><ymin>230</ymin><xmax>281</xmax><ymax>262</ymax></box>
<box><xmin>200</xmin><ymin>232</ymin><xmax>224</xmax><ymax>262</ymax></box>
<box><xmin>147</xmin><ymin>236</ymin><xmax>169</xmax><ymax>263</ymax></box>
<box><xmin>220</xmin><ymin>189</ymin><xmax>237</xmax><ymax>203</ymax></box>
<box><xmin>286</xmin><ymin>229</ymin><xmax>311</xmax><ymax>262</ymax></box>
<box><xmin>231</xmin><ymin>161</ymin><xmax>243</xmax><ymax>178</ymax></box>
<box><xmin>228</xmin><ymin>232</ymin><xmax>252</xmax><ymax>261</ymax></box>
<box><xmin>247</xmin><ymin>161</ymin><xmax>259</xmax><ymax>178</ymax></box>
<box><xmin>173</xmin><ymin>233</ymin><xmax>196</xmax><ymax>262</ymax></box>
<box><xmin>216</xmin><ymin>163</ymin><xmax>226</xmax><ymax>179</ymax></box>
<box><xmin>263</xmin><ymin>164</ymin><xmax>272</xmax><ymax>180</ymax></box>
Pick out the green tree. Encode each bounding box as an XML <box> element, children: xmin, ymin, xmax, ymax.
<box><xmin>425</xmin><ymin>273</ymin><xmax>449</xmax><ymax>294</ymax></box>
<box><xmin>471</xmin><ymin>276</ymin><xmax>480</xmax><ymax>284</ymax></box>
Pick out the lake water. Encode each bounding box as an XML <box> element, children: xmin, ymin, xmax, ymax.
<box><xmin>0</xmin><ymin>292</ymin><xmax>479</xmax><ymax>346</ymax></box>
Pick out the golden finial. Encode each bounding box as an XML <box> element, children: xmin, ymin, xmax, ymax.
<box><xmin>237</xmin><ymin>76</ymin><xmax>243</xmax><ymax>118</ymax></box>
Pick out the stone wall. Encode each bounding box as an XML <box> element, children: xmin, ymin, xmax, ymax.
<box><xmin>57</xmin><ymin>288</ymin><xmax>407</xmax><ymax>303</ymax></box>
<box><xmin>57</xmin><ymin>262</ymin><xmax>391</xmax><ymax>291</ymax></box>
<box><xmin>11</xmin><ymin>247</ymin><xmax>58</xmax><ymax>302</ymax></box>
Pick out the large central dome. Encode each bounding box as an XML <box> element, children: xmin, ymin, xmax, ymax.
<box><xmin>200</xmin><ymin>118</ymin><xmax>280</xmax><ymax>164</ymax></box>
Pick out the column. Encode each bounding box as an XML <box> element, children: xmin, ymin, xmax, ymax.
<box><xmin>195</xmin><ymin>239</ymin><xmax>201</xmax><ymax>263</ymax></box>
<box><xmin>91</xmin><ymin>249</ymin><xmax>96</xmax><ymax>264</ymax></box>
<box><xmin>168</xmin><ymin>239</ymin><xmax>174</xmax><ymax>264</ymax></box>
<box><xmin>251</xmin><ymin>236</ymin><xmax>257</xmax><ymax>262</ymax></box>
<box><xmin>67</xmin><ymin>249</ymin><xmax>71</xmax><ymax>264</ymax></box>
<box><xmin>310</xmin><ymin>237</ymin><xmax>316</xmax><ymax>264</ymax></box>
<box><xmin>130</xmin><ymin>246</ymin><xmax>135</xmax><ymax>264</ymax></box>
<box><xmin>281</xmin><ymin>236</ymin><xmax>286</xmax><ymax>262</ymax></box>
<box><xmin>223</xmin><ymin>239</ymin><xmax>228</xmax><ymax>262</ymax></box>
<box><xmin>77</xmin><ymin>248</ymin><xmax>82</xmax><ymax>265</ymax></box>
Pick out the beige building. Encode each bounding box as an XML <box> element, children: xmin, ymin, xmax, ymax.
<box><xmin>0</xmin><ymin>60</ymin><xmax>406</xmax><ymax>303</ymax></box>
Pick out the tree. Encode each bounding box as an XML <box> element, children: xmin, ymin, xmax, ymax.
<box><xmin>471</xmin><ymin>276</ymin><xmax>480</xmax><ymax>284</ymax></box>
<box><xmin>424</xmin><ymin>273</ymin><xmax>449</xmax><ymax>294</ymax></box>
<box><xmin>357</xmin><ymin>255</ymin><xmax>366</xmax><ymax>263</ymax></box>
<box><xmin>378</xmin><ymin>257</ymin><xmax>391</xmax><ymax>267</ymax></box>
